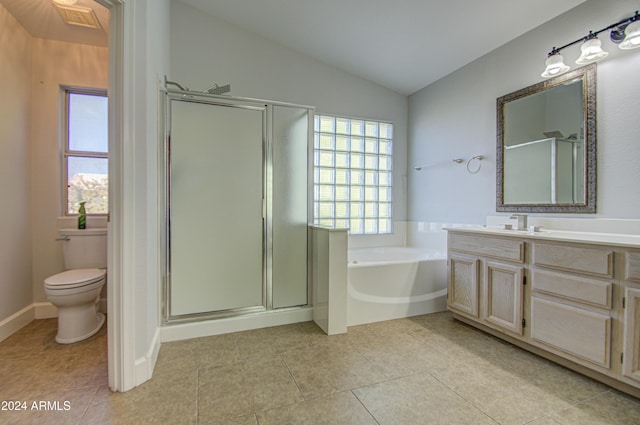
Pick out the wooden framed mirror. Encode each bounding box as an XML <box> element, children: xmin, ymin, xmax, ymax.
<box><xmin>496</xmin><ymin>64</ymin><xmax>596</xmax><ymax>213</ymax></box>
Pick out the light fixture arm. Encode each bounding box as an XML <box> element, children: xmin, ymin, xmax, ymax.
<box><xmin>546</xmin><ymin>10</ymin><xmax>639</xmax><ymax>57</ymax></box>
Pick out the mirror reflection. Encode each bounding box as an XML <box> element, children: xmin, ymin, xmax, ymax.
<box><xmin>496</xmin><ymin>64</ymin><xmax>596</xmax><ymax>213</ymax></box>
<box><xmin>503</xmin><ymin>80</ymin><xmax>584</xmax><ymax>204</ymax></box>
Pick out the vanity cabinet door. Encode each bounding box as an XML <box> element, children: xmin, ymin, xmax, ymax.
<box><xmin>623</xmin><ymin>287</ymin><xmax>640</xmax><ymax>383</ymax></box>
<box><xmin>483</xmin><ymin>262</ymin><xmax>524</xmax><ymax>335</ymax></box>
<box><xmin>531</xmin><ymin>297</ymin><xmax>611</xmax><ymax>368</ymax></box>
<box><xmin>448</xmin><ymin>254</ymin><xmax>479</xmax><ymax>318</ymax></box>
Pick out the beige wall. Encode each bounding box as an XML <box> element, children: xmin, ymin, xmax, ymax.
<box><xmin>29</xmin><ymin>38</ymin><xmax>108</xmax><ymax>303</ymax></box>
<box><xmin>0</xmin><ymin>5</ymin><xmax>33</xmax><ymax>321</ymax></box>
<box><xmin>0</xmin><ymin>4</ymin><xmax>109</xmax><ymax>321</ymax></box>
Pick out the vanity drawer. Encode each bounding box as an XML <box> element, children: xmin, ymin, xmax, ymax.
<box><xmin>532</xmin><ymin>242</ymin><xmax>613</xmax><ymax>278</ymax></box>
<box><xmin>531</xmin><ymin>270</ymin><xmax>612</xmax><ymax>309</ymax></box>
<box><xmin>626</xmin><ymin>251</ymin><xmax>640</xmax><ymax>283</ymax></box>
<box><xmin>531</xmin><ymin>297</ymin><xmax>611</xmax><ymax>368</ymax></box>
<box><xmin>449</xmin><ymin>234</ymin><xmax>524</xmax><ymax>263</ymax></box>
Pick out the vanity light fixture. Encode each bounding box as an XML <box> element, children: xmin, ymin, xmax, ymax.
<box><xmin>619</xmin><ymin>20</ymin><xmax>640</xmax><ymax>49</ymax></box>
<box><xmin>542</xmin><ymin>10</ymin><xmax>640</xmax><ymax>78</ymax></box>
<box><xmin>52</xmin><ymin>0</ymin><xmax>78</xmax><ymax>5</ymax></box>
<box><xmin>541</xmin><ymin>51</ymin><xmax>570</xmax><ymax>78</ymax></box>
<box><xmin>575</xmin><ymin>34</ymin><xmax>608</xmax><ymax>65</ymax></box>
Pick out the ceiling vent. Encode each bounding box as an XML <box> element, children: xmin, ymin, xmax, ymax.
<box><xmin>53</xmin><ymin>3</ymin><xmax>102</xmax><ymax>30</ymax></box>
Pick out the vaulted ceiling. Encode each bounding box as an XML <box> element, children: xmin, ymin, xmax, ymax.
<box><xmin>2</xmin><ymin>0</ymin><xmax>587</xmax><ymax>94</ymax></box>
<box><xmin>179</xmin><ymin>0</ymin><xmax>587</xmax><ymax>94</ymax></box>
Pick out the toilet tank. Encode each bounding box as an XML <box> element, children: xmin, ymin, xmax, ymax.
<box><xmin>59</xmin><ymin>228</ymin><xmax>108</xmax><ymax>270</ymax></box>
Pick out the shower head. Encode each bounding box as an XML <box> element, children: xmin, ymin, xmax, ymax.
<box><xmin>204</xmin><ymin>84</ymin><xmax>231</xmax><ymax>95</ymax></box>
<box><xmin>164</xmin><ymin>75</ymin><xmax>189</xmax><ymax>91</ymax></box>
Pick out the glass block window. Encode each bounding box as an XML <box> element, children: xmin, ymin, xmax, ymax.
<box><xmin>313</xmin><ymin>115</ymin><xmax>393</xmax><ymax>234</ymax></box>
<box><xmin>64</xmin><ymin>89</ymin><xmax>109</xmax><ymax>215</ymax></box>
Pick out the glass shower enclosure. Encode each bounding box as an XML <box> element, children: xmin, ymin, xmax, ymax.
<box><xmin>161</xmin><ymin>91</ymin><xmax>313</xmax><ymax>322</ymax></box>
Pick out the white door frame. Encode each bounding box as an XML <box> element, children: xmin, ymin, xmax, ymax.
<box><xmin>96</xmin><ymin>0</ymin><xmax>136</xmax><ymax>392</ymax></box>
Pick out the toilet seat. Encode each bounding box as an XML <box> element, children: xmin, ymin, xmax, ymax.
<box><xmin>44</xmin><ymin>268</ymin><xmax>106</xmax><ymax>290</ymax></box>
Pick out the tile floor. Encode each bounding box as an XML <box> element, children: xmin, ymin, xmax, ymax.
<box><xmin>1</xmin><ymin>312</ymin><xmax>640</xmax><ymax>424</ymax></box>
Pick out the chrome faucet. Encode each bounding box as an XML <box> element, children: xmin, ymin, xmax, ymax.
<box><xmin>509</xmin><ymin>214</ymin><xmax>528</xmax><ymax>231</ymax></box>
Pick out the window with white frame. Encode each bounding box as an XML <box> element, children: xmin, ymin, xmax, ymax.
<box><xmin>63</xmin><ymin>88</ymin><xmax>109</xmax><ymax>215</ymax></box>
<box><xmin>313</xmin><ymin>115</ymin><xmax>393</xmax><ymax>234</ymax></box>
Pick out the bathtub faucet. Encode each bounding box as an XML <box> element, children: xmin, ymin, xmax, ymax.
<box><xmin>509</xmin><ymin>214</ymin><xmax>528</xmax><ymax>231</ymax></box>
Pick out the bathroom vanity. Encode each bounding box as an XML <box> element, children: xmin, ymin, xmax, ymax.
<box><xmin>446</xmin><ymin>227</ymin><xmax>640</xmax><ymax>397</ymax></box>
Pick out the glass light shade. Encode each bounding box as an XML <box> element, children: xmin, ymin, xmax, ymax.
<box><xmin>576</xmin><ymin>38</ymin><xmax>608</xmax><ymax>64</ymax></box>
<box><xmin>620</xmin><ymin>21</ymin><xmax>640</xmax><ymax>49</ymax></box>
<box><xmin>52</xmin><ymin>0</ymin><xmax>78</xmax><ymax>5</ymax></box>
<box><xmin>541</xmin><ymin>53</ymin><xmax>570</xmax><ymax>78</ymax></box>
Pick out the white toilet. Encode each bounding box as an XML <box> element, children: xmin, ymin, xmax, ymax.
<box><xmin>44</xmin><ymin>228</ymin><xmax>107</xmax><ymax>344</ymax></box>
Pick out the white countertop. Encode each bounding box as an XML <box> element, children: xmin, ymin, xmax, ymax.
<box><xmin>445</xmin><ymin>226</ymin><xmax>640</xmax><ymax>248</ymax></box>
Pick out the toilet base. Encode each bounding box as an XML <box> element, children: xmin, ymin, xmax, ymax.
<box><xmin>56</xmin><ymin>312</ymin><xmax>105</xmax><ymax>344</ymax></box>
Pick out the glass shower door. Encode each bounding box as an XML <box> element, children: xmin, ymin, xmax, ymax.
<box><xmin>169</xmin><ymin>100</ymin><xmax>265</xmax><ymax>316</ymax></box>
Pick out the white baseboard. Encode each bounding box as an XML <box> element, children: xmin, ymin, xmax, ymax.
<box><xmin>0</xmin><ymin>305</ymin><xmax>35</xmax><ymax>343</ymax></box>
<box><xmin>160</xmin><ymin>307</ymin><xmax>314</xmax><ymax>342</ymax></box>
<box><xmin>0</xmin><ymin>299</ymin><xmax>111</xmax><ymax>343</ymax></box>
<box><xmin>135</xmin><ymin>327</ymin><xmax>161</xmax><ymax>386</ymax></box>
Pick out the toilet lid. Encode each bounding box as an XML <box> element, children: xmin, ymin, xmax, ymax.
<box><xmin>44</xmin><ymin>268</ymin><xmax>106</xmax><ymax>289</ymax></box>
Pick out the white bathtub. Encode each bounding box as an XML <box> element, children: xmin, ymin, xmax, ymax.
<box><xmin>347</xmin><ymin>247</ymin><xmax>448</xmax><ymax>326</ymax></box>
